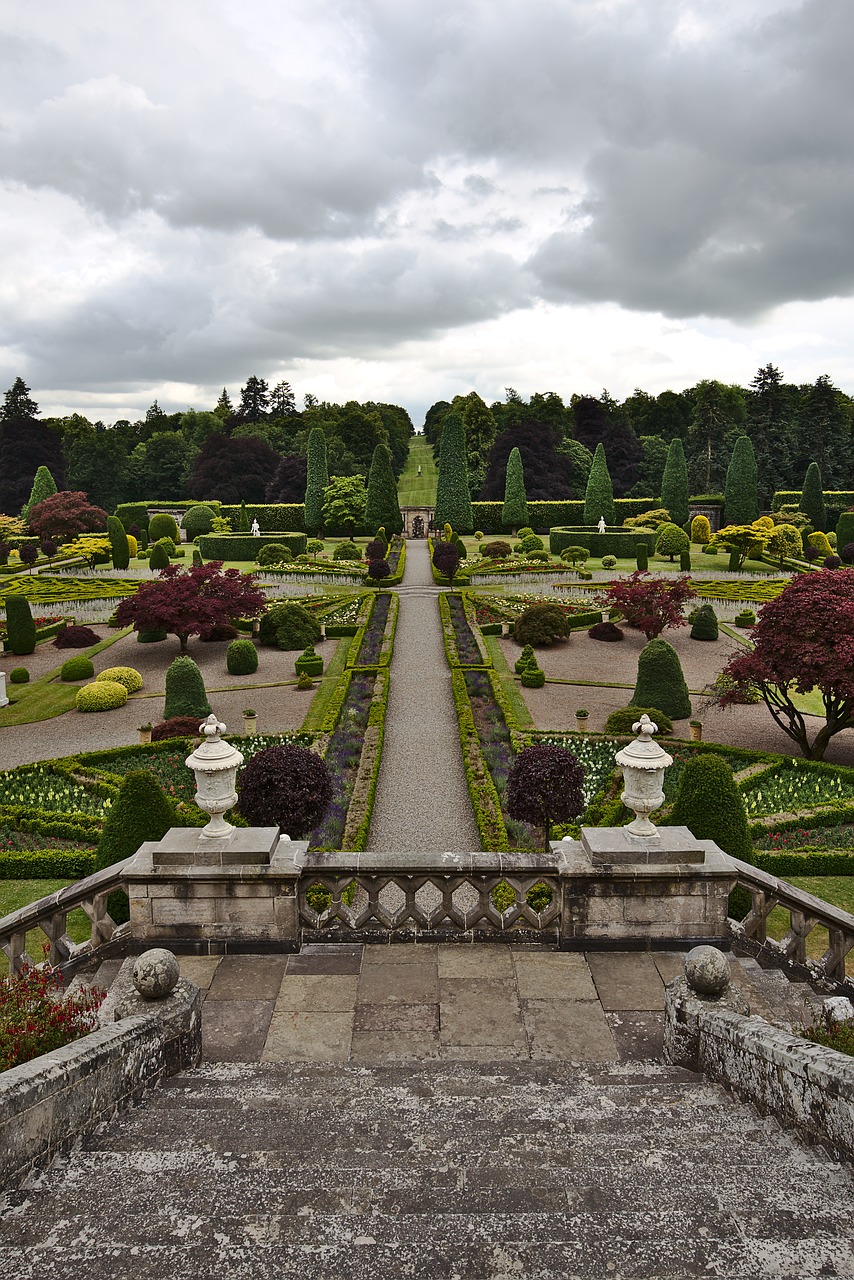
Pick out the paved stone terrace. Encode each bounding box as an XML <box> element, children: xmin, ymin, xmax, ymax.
<box><xmin>182</xmin><ymin>943</ymin><xmax>801</xmax><ymax>1066</ymax></box>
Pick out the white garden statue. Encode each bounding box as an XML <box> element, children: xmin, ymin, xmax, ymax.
<box><xmin>597</xmin><ymin>515</ymin><xmax>606</xmax><ymax>534</ymax></box>
<box><xmin>250</xmin><ymin>518</ymin><xmax>261</xmax><ymax>536</ymax></box>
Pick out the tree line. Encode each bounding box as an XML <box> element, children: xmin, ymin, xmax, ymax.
<box><xmin>424</xmin><ymin>368</ymin><xmax>854</xmax><ymax>506</ymax></box>
<box><xmin>0</xmin><ymin>376</ymin><xmax>414</xmax><ymax>515</ymax></box>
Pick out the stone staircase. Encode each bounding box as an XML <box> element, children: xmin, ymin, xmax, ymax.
<box><xmin>2</xmin><ymin>1057</ymin><xmax>852</xmax><ymax>1278</ymax></box>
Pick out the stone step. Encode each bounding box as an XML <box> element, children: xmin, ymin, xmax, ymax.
<box><xmin>733</xmin><ymin>956</ymin><xmax>820</xmax><ymax>1029</ymax></box>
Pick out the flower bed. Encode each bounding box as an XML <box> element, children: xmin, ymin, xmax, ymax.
<box><xmin>1</xmin><ymin>955</ymin><xmax>104</xmax><ymax>1073</ymax></box>
<box><xmin>740</xmin><ymin>759</ymin><xmax>854</xmax><ymax>818</ymax></box>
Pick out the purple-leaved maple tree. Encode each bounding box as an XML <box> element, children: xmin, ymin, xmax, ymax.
<box><xmin>115</xmin><ymin>562</ymin><xmax>266</xmax><ymax>655</ymax></box>
<box><xmin>597</xmin><ymin>571</ymin><xmax>695</xmax><ymax>640</ymax></box>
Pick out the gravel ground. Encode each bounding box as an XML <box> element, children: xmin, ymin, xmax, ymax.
<box><xmin>500</xmin><ymin>622</ymin><xmax>854</xmax><ymax>767</ymax></box>
<box><xmin>0</xmin><ymin>628</ymin><xmax>338</xmax><ymax>768</ymax></box>
<box><xmin>368</xmin><ymin>541</ymin><xmax>480</xmax><ymax>853</ymax></box>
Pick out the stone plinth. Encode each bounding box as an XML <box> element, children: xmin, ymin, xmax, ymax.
<box><xmin>557</xmin><ymin>826</ymin><xmax>736</xmax><ymax>950</ymax></box>
<box><xmin>125</xmin><ymin>827</ymin><xmax>305</xmax><ymax>954</ymax></box>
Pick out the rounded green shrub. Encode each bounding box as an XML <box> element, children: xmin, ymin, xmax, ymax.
<box><xmin>259</xmin><ymin>602</ymin><xmax>321</xmax><ymax>650</ymax></box>
<box><xmin>560</xmin><ymin>545</ymin><xmax>588</xmax><ymax>565</ymax></box>
<box><xmin>519</xmin><ymin>534</ymin><xmax>544</xmax><ymax>553</ymax></box>
<box><xmin>256</xmin><ymin>542</ymin><xmax>294</xmax><ymax>566</ymax></box>
<box><xmin>636</xmin><ymin>545</ymin><xmax>649</xmax><ymax>571</ymax></box>
<box><xmin>702</xmin><ymin>544</ymin><xmax>718</xmax><ymax>556</ymax></box>
<box><xmin>333</xmin><ymin>541</ymin><xmax>362</xmax><ymax>561</ymax></box>
<box><xmin>148</xmin><ymin>513</ymin><xmax>180</xmax><ymax>544</ymax></box>
<box><xmin>515</xmin><ymin>644</ymin><xmax>537</xmax><ymax>673</ymax></box>
<box><xmin>5</xmin><ymin>595</ymin><xmax>36</xmax><ymax>655</ymax></box>
<box><xmin>156</xmin><ymin>536</ymin><xmax>176</xmax><ymax>557</ymax></box>
<box><xmin>632</xmin><ymin>638</ymin><xmax>691</xmax><ymax>720</ymax></box>
<box><xmin>163</xmin><ymin>655</ymin><xmax>211</xmax><ymax>720</ymax></box>
<box><xmin>690</xmin><ymin>515</ymin><xmax>711</xmax><ymax>545</ymax></box>
<box><xmin>137</xmin><ymin>628</ymin><xmax>168</xmax><ymax>643</ymax></box>
<box><xmin>734</xmin><ymin>610</ymin><xmax>756</xmax><ymax>627</ymax></box>
<box><xmin>481</xmin><ymin>540</ymin><xmax>512</xmax><ymax>560</ymax></box>
<box><xmin>520</xmin><ymin>666</ymin><xmax>546</xmax><ymax>688</ymax></box>
<box><xmin>76</xmin><ymin>680</ymin><xmax>128</xmax><ymax>712</ymax></box>
<box><xmin>601</xmin><ymin>555</ymin><xmax>617</xmax><ymax>569</ymax></box>
<box><xmin>227</xmin><ymin>638</ymin><xmax>259</xmax><ymax>675</ymax></box>
<box><xmin>655</xmin><ymin>522</ymin><xmax>690</xmax><ymax>561</ymax></box>
<box><xmin>517</xmin><ymin>527</ymin><xmax>535</xmax><ymax>539</ymax></box>
<box><xmin>526</xmin><ymin>550</ymin><xmax>551</xmax><ymax>562</ymax></box>
<box><xmin>9</xmin><ymin>667</ymin><xmax>29</xmax><ymax>684</ymax></box>
<box><xmin>149</xmin><ymin>542</ymin><xmax>170</xmax><ymax>570</ymax></box>
<box><xmin>514</xmin><ymin>604</ymin><xmax>568</xmax><ymax>646</ymax></box>
<box><xmin>60</xmin><ymin>656</ymin><xmax>94</xmax><ymax>681</ymax></box>
<box><xmin>306</xmin><ymin>539</ymin><xmax>324</xmax><ymax>556</ymax></box>
<box><xmin>690</xmin><ymin>605</ymin><xmax>719</xmax><ymax>641</ymax></box>
<box><xmin>604</xmin><ymin>705</ymin><xmax>673</xmax><ymax>735</ymax></box>
<box><xmin>96</xmin><ymin>770</ymin><xmax>175</xmax><ymax>923</ymax></box>
<box><xmin>96</xmin><ymin>666</ymin><xmax>143</xmax><ymax>693</ymax></box>
<box><xmin>669</xmin><ymin>753</ymin><xmax>753</xmax><ymax>861</ymax></box>
<box><xmin>182</xmin><ymin>504</ymin><xmax>215</xmax><ymax>539</ymax></box>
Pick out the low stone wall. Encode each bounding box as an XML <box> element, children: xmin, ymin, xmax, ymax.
<box><xmin>0</xmin><ymin>977</ymin><xmax>200</xmax><ymax>1190</ymax></box>
<box><xmin>664</xmin><ymin>975</ymin><xmax>854</xmax><ymax>1162</ymax></box>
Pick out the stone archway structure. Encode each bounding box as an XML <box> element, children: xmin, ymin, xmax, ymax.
<box><xmin>400</xmin><ymin>506</ymin><xmax>435</xmax><ymax>538</ymax></box>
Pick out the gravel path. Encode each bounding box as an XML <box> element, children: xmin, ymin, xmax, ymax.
<box><xmin>367</xmin><ymin>541</ymin><xmax>480</xmax><ymax>853</ymax></box>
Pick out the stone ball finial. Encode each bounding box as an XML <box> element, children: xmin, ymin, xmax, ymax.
<box><xmin>684</xmin><ymin>945</ymin><xmax>731</xmax><ymax>996</ymax></box>
<box><xmin>133</xmin><ymin>948</ymin><xmax>180</xmax><ymax>1000</ymax></box>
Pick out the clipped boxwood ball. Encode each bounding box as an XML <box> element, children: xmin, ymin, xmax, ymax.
<box><xmin>604</xmin><ymin>705</ymin><xmax>673</xmax><ymax>735</ymax></box>
<box><xmin>333</xmin><ymin>541</ymin><xmax>362</xmax><ymax>561</ymax></box>
<box><xmin>60</xmin><ymin>656</ymin><xmax>95</xmax><ymax>681</ymax></box>
<box><xmin>690</xmin><ymin>604</ymin><xmax>719</xmax><ymax>641</ymax></box>
<box><xmin>227</xmin><ymin>638</ymin><xmax>259</xmax><ymax>675</ymax></box>
<box><xmin>137</xmin><ymin>628</ymin><xmax>168</xmax><ymax>643</ymax></box>
<box><xmin>520</xmin><ymin>667</ymin><xmax>546</xmax><ymax>688</ymax></box>
<box><xmin>76</xmin><ymin>680</ymin><xmax>129</xmax><ymax>712</ymax></box>
<box><xmin>96</xmin><ymin>666</ymin><xmax>143</xmax><ymax>693</ymax></box>
<box><xmin>9</xmin><ymin>667</ymin><xmax>30</xmax><ymax>684</ymax></box>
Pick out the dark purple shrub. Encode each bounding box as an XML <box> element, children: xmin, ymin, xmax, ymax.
<box><xmin>480</xmin><ymin>540</ymin><xmax>513</xmax><ymax>559</ymax></box>
<box><xmin>237</xmin><ymin>744</ymin><xmax>332</xmax><ymax>836</ymax></box>
<box><xmin>40</xmin><ymin>538</ymin><xmax>56</xmax><ymax>558</ymax></box>
<box><xmin>151</xmin><ymin>716</ymin><xmax>205</xmax><ymax>741</ymax></box>
<box><xmin>53</xmin><ymin>625</ymin><xmax>101</xmax><ymax>649</ymax></box>
<box><xmin>588</xmin><ymin>621</ymin><xmax>624</xmax><ymax>641</ymax></box>
<box><xmin>129</xmin><ymin>524</ymin><xmax>141</xmax><ymax>537</ymax></box>
<box><xmin>433</xmin><ymin>541</ymin><xmax>460</xmax><ymax>582</ymax></box>
<box><xmin>824</xmin><ymin>555</ymin><xmax>842</xmax><ymax>569</ymax></box>
<box><xmin>804</xmin><ymin>545</ymin><xmax>821</xmax><ymax>562</ymax></box>
<box><xmin>364</xmin><ymin>538</ymin><xmax>387</xmax><ymax>560</ymax></box>
<box><xmin>506</xmin><ymin>744</ymin><xmax>585</xmax><ymax>851</ymax></box>
<box><xmin>367</xmin><ymin>558</ymin><xmax>390</xmax><ymax>581</ymax></box>
<box><xmin>842</xmin><ymin>543</ymin><xmax>854</xmax><ymax>565</ymax></box>
<box><xmin>19</xmin><ymin>543</ymin><xmax>38</xmax><ymax>568</ymax></box>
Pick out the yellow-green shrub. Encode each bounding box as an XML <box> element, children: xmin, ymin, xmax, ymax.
<box><xmin>807</xmin><ymin>530</ymin><xmax>833</xmax><ymax>557</ymax></box>
<box><xmin>76</xmin><ymin>681</ymin><xmax>129</xmax><ymax>712</ymax></box>
<box><xmin>126</xmin><ymin>533</ymin><xmax>138</xmax><ymax>557</ymax></box>
<box><xmin>96</xmin><ymin>666</ymin><xmax>143</xmax><ymax>693</ymax></box>
<box><xmin>690</xmin><ymin>515</ymin><xmax>711</xmax><ymax>545</ymax></box>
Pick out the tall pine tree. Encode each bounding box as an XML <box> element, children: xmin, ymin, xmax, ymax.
<box><xmin>747</xmin><ymin>364</ymin><xmax>795</xmax><ymax>502</ymax></box>
<box><xmin>583</xmin><ymin>443</ymin><xmax>616</xmax><ymax>525</ymax></box>
<box><xmin>796</xmin><ymin>375</ymin><xmax>850</xmax><ymax>490</ymax></box>
<box><xmin>659</xmin><ymin>438</ymin><xmax>689</xmax><ymax>525</ymax></box>
<box><xmin>502</xmin><ymin>447</ymin><xmax>529</xmax><ymax>531</ymax></box>
<box><xmin>304</xmin><ymin>427</ymin><xmax>329</xmax><ymax>534</ymax></box>
<box><xmin>434</xmin><ymin>411</ymin><xmax>473</xmax><ymax>533</ymax></box>
<box><xmin>723</xmin><ymin>436</ymin><xmax>759</xmax><ymax>525</ymax></box>
<box><xmin>364</xmin><ymin>443</ymin><xmax>403</xmax><ymax>535</ymax></box>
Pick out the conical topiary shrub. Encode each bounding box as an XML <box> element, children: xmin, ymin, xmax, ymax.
<box><xmin>107</xmin><ymin>515</ymin><xmax>130</xmax><ymax>570</ymax></box>
<box><xmin>514</xmin><ymin>644</ymin><xmax>537</xmax><ymax>673</ymax></box>
<box><xmin>669</xmin><ymin>753</ymin><xmax>753</xmax><ymax>862</ymax></box>
<box><xmin>583</xmin><ymin>442</ymin><xmax>615</xmax><ymax>525</ymax></box>
<box><xmin>690</xmin><ymin>604</ymin><xmax>719</xmax><ymax>641</ymax></box>
<box><xmin>632</xmin><ymin>638</ymin><xmax>691</xmax><ymax>720</ymax></box>
<box><xmin>723</xmin><ymin>435</ymin><xmax>759</xmax><ymax>525</ymax></box>
<box><xmin>502</xmin><ymin>447</ymin><xmax>529</xmax><ymax>532</ymax></box>
<box><xmin>164</xmin><ymin>655</ymin><xmax>212</xmax><ymax>720</ymax></box>
<box><xmin>5</xmin><ymin>595</ymin><xmax>37</xmax><ymax>655</ymax></box>
<box><xmin>96</xmin><ymin>770</ymin><xmax>175</xmax><ymax>923</ymax></box>
<box><xmin>660</xmin><ymin>438</ymin><xmax>689</xmax><ymax>527</ymax></box>
<box><xmin>800</xmin><ymin>461</ymin><xmax>826</xmax><ymax>532</ymax></box>
<box><xmin>364</xmin><ymin>443</ymin><xmax>403</xmax><ymax>536</ymax></box>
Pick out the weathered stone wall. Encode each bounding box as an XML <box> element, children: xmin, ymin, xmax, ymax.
<box><xmin>0</xmin><ymin>979</ymin><xmax>200</xmax><ymax>1190</ymax></box>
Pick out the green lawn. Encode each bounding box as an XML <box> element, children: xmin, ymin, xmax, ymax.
<box><xmin>397</xmin><ymin>437</ymin><xmax>437</xmax><ymax>507</ymax></box>
<box><xmin>764</xmin><ymin>876</ymin><xmax>854</xmax><ymax>977</ymax></box>
<box><xmin>0</xmin><ymin>879</ymin><xmax>89</xmax><ymax>975</ymax></box>
<box><xmin>0</xmin><ymin>628</ymin><xmax>133</xmax><ymax>726</ymax></box>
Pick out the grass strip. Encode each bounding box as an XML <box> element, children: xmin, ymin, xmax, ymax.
<box><xmin>483</xmin><ymin>635</ymin><xmax>535</xmax><ymax>731</ymax></box>
<box><xmin>0</xmin><ymin>628</ymin><xmax>133</xmax><ymax>726</ymax></box>
<box><xmin>301</xmin><ymin>633</ymin><xmax>357</xmax><ymax>732</ymax></box>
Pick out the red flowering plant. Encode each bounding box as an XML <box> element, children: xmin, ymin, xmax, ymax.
<box><xmin>0</xmin><ymin>948</ymin><xmax>104</xmax><ymax>1073</ymax></box>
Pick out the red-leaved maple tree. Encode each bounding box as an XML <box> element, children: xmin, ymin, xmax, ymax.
<box><xmin>27</xmin><ymin>491</ymin><xmax>108</xmax><ymax>541</ymax></box>
<box><xmin>597</xmin><ymin>571</ymin><xmax>695</xmax><ymax>640</ymax></box>
<box><xmin>710</xmin><ymin>570</ymin><xmax>854</xmax><ymax>759</ymax></box>
<box><xmin>115</xmin><ymin>562</ymin><xmax>266</xmax><ymax>654</ymax></box>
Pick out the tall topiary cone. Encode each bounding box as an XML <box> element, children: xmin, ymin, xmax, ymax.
<box><xmin>23</xmin><ymin>465</ymin><xmax>57</xmax><ymax>519</ymax></box>
<box><xmin>5</xmin><ymin>595</ymin><xmax>36</xmax><ymax>655</ymax></box>
<box><xmin>237</xmin><ymin>500</ymin><xmax>250</xmax><ymax>533</ymax></box>
<box><xmin>583</xmin><ymin>443</ymin><xmax>615</xmax><ymax>525</ymax></box>
<box><xmin>164</xmin><ymin>655</ymin><xmax>212</xmax><ymax>719</ymax></box>
<box><xmin>660</xmin><ymin>438</ymin><xmax>689</xmax><ymax>527</ymax></box>
<box><xmin>434</xmin><ymin>410</ymin><xmax>473</xmax><ymax>533</ymax></box>
<box><xmin>723</xmin><ymin>435</ymin><xmax>759</xmax><ymax>525</ymax></box>
<box><xmin>304</xmin><ymin>426</ymin><xmax>329</xmax><ymax>535</ymax></box>
<box><xmin>364</xmin><ymin>442</ymin><xmax>403</xmax><ymax>535</ymax></box>
<box><xmin>502</xmin><ymin>447</ymin><xmax>529</xmax><ymax>532</ymax></box>
<box><xmin>800</xmin><ymin>461</ymin><xmax>826</xmax><ymax>531</ymax></box>
<box><xmin>96</xmin><ymin>771</ymin><xmax>175</xmax><ymax>924</ymax></box>
<box><xmin>669</xmin><ymin>753</ymin><xmax>753</xmax><ymax>861</ymax></box>
<box><xmin>107</xmin><ymin>514</ymin><xmax>130</xmax><ymax>569</ymax></box>
<box><xmin>632</xmin><ymin>638</ymin><xmax>691</xmax><ymax>720</ymax></box>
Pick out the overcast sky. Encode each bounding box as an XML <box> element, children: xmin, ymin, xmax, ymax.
<box><xmin>2</xmin><ymin>0</ymin><xmax>853</xmax><ymax>429</ymax></box>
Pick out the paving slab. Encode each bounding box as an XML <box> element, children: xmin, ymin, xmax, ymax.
<box><xmin>440</xmin><ymin>1043</ymin><xmax>530</xmax><ymax>1061</ymax></box>
<box><xmin>357</xmin><ymin>962</ymin><xmax>438</xmax><ymax>1006</ymax></box>
<box><xmin>361</xmin><ymin>943</ymin><xmax>438</xmax><ymax>966</ymax></box>
<box><xmin>585</xmin><ymin>951</ymin><xmax>666</xmax><ymax>1011</ymax></box>
<box><xmin>512</xmin><ymin>952</ymin><xmax>599</xmax><ymax>1001</ymax></box>
<box><xmin>206</xmin><ymin>954</ymin><xmax>289</xmax><ymax>1001</ymax></box>
<box><xmin>437</xmin><ymin>947</ymin><xmax>515</xmax><ymax>978</ymax></box>
<box><xmin>178</xmin><ymin>955</ymin><xmax>222</xmax><ymax>989</ymax></box>
<box><xmin>605</xmin><ymin>1009</ymin><xmax>667</xmax><ymax>1061</ymax></box>
<box><xmin>262</xmin><ymin>1011</ymin><xmax>354</xmax><ymax>1062</ymax></box>
<box><xmin>286</xmin><ymin>947</ymin><xmax>363</xmax><ymax>976</ymax></box>
<box><xmin>350</xmin><ymin>1030</ymin><xmax>442</xmax><ymax>1062</ymax></box>
<box><xmin>522</xmin><ymin>998</ymin><xmax>617</xmax><ymax>1062</ymax></box>
<box><xmin>202</xmin><ymin>998</ymin><xmax>275</xmax><ymax>1062</ymax></box>
<box><xmin>353</xmin><ymin>1002</ymin><xmax>439</xmax><ymax>1032</ymax></box>
<box><xmin>438</xmin><ymin>978</ymin><xmax>527</xmax><ymax>1048</ymax></box>
<box><xmin>274</xmin><ymin>975</ymin><xmax>359</xmax><ymax>1012</ymax></box>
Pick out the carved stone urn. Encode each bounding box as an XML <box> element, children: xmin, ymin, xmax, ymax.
<box><xmin>614</xmin><ymin>714</ymin><xmax>673</xmax><ymax>838</ymax></box>
<box><xmin>185</xmin><ymin>713</ymin><xmax>244</xmax><ymax>840</ymax></box>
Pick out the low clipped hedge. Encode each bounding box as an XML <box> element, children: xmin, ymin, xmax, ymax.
<box><xmin>76</xmin><ymin>680</ymin><xmax>129</xmax><ymax>712</ymax></box>
<box><xmin>198</xmin><ymin>531</ymin><xmax>307</xmax><ymax>560</ymax></box>
<box><xmin>96</xmin><ymin>666</ymin><xmax>143</xmax><ymax>693</ymax></box>
<box><xmin>60</xmin><ymin>656</ymin><xmax>95</xmax><ymax>682</ymax></box>
<box><xmin>549</xmin><ymin>526</ymin><xmax>657</xmax><ymax>557</ymax></box>
<box><xmin>0</xmin><ymin>849</ymin><xmax>97</xmax><ymax>879</ymax></box>
<box><xmin>470</xmin><ymin>498</ymin><xmax>657</xmax><ymax>535</ymax></box>
<box><xmin>219</xmin><ymin>503</ymin><xmax>304</xmax><ymax>532</ymax></box>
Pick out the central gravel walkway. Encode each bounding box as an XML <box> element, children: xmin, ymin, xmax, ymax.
<box><xmin>367</xmin><ymin>540</ymin><xmax>480</xmax><ymax>852</ymax></box>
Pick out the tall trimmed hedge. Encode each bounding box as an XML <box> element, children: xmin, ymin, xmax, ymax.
<box><xmin>724</xmin><ymin>435</ymin><xmax>759</xmax><ymax>525</ymax></box>
<box><xmin>836</xmin><ymin>511</ymin><xmax>854</xmax><ymax>551</ymax></box>
<box><xmin>218</xmin><ymin>503</ymin><xmax>305</xmax><ymax>532</ymax></box>
<box><xmin>469</xmin><ymin>498</ymin><xmax>655</xmax><ymax>534</ymax></box>
<box><xmin>364</xmin><ymin>442</ymin><xmax>403</xmax><ymax>535</ymax></box>
<box><xmin>434</xmin><ymin>411</ymin><xmax>473</xmax><ymax>533</ymax></box>
<box><xmin>107</xmin><ymin>515</ymin><xmax>130</xmax><ymax>569</ymax></box>
<box><xmin>583</xmin><ymin>443</ymin><xmax>616</xmax><ymax>525</ymax></box>
<box><xmin>660</xmin><ymin>438</ymin><xmax>689</xmax><ymax>527</ymax></box>
<box><xmin>549</xmin><ymin>526</ymin><xmax>657</xmax><ymax>557</ymax></box>
<box><xmin>800</xmin><ymin>462</ymin><xmax>826</xmax><ymax>531</ymax></box>
<box><xmin>502</xmin><ymin>447</ymin><xmax>529</xmax><ymax>531</ymax></box>
<box><xmin>198</xmin><ymin>532</ymin><xmax>306</xmax><ymax>560</ymax></box>
<box><xmin>5</xmin><ymin>595</ymin><xmax>37</xmax><ymax>655</ymax></box>
<box><xmin>304</xmin><ymin>427</ymin><xmax>329</xmax><ymax>534</ymax></box>
<box><xmin>164</xmin><ymin>655</ymin><xmax>211</xmax><ymax>720</ymax></box>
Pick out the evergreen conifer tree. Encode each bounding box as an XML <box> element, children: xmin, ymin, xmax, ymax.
<box><xmin>164</xmin><ymin>656</ymin><xmax>211</xmax><ymax>720</ymax></box>
<box><xmin>583</xmin><ymin>443</ymin><xmax>616</xmax><ymax>525</ymax></box>
<box><xmin>96</xmin><ymin>771</ymin><xmax>175</xmax><ymax>923</ymax></box>
<box><xmin>237</xmin><ymin>500</ymin><xmax>250</xmax><ymax>533</ymax></box>
<box><xmin>669</xmin><ymin>753</ymin><xmax>752</xmax><ymax>861</ymax></box>
<box><xmin>659</xmin><ymin>438</ymin><xmax>689</xmax><ymax>525</ymax></box>
<box><xmin>433</xmin><ymin>411</ymin><xmax>473</xmax><ymax>533</ymax></box>
<box><xmin>5</xmin><ymin>595</ymin><xmax>36</xmax><ymax>655</ymax></box>
<box><xmin>800</xmin><ymin>461</ymin><xmax>826</xmax><ymax>531</ymax></box>
<box><xmin>23</xmin><ymin>465</ymin><xmax>57</xmax><ymax>519</ymax></box>
<box><xmin>304</xmin><ymin>427</ymin><xmax>329</xmax><ymax>534</ymax></box>
<box><xmin>364</xmin><ymin>443</ymin><xmax>403</xmax><ymax>535</ymax></box>
<box><xmin>502</xmin><ymin>447</ymin><xmax>529</xmax><ymax>531</ymax></box>
<box><xmin>107</xmin><ymin>515</ymin><xmax>130</xmax><ymax>569</ymax></box>
<box><xmin>723</xmin><ymin>435</ymin><xmax>759</xmax><ymax>525</ymax></box>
